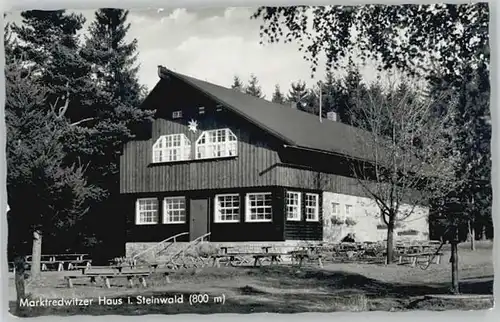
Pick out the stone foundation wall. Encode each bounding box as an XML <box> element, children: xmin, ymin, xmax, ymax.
<box><xmin>322</xmin><ymin>192</ymin><xmax>429</xmax><ymax>243</ymax></box>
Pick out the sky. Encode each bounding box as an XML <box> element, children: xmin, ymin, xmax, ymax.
<box><xmin>6</xmin><ymin>7</ymin><xmax>385</xmax><ymax>98</ymax></box>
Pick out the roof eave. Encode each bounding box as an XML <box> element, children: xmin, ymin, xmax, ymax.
<box><xmin>283</xmin><ymin>144</ymin><xmax>372</xmax><ymax>164</ymax></box>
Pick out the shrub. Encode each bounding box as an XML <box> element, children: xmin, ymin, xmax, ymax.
<box><xmin>330</xmin><ymin>215</ymin><xmax>345</xmax><ymax>225</ymax></box>
<box><xmin>345</xmin><ymin>217</ymin><xmax>357</xmax><ymax>226</ymax></box>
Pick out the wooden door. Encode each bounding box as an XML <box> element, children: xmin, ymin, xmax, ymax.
<box><xmin>189</xmin><ymin>198</ymin><xmax>209</xmax><ymax>241</ymax></box>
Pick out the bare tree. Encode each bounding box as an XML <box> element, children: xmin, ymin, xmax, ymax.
<box><xmin>347</xmin><ymin>80</ymin><xmax>463</xmax><ymax>264</ymax></box>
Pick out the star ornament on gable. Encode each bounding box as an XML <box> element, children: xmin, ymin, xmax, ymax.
<box><xmin>188</xmin><ymin>119</ymin><xmax>198</xmax><ymax>133</ymax></box>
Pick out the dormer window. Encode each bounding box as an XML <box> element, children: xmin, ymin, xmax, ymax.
<box><xmin>152</xmin><ymin>134</ymin><xmax>191</xmax><ymax>163</ymax></box>
<box><xmin>172</xmin><ymin>111</ymin><xmax>182</xmax><ymax>119</ymax></box>
<box><xmin>195</xmin><ymin>128</ymin><xmax>237</xmax><ymax>159</ymax></box>
<box><xmin>198</xmin><ymin>106</ymin><xmax>205</xmax><ymax>115</ymax></box>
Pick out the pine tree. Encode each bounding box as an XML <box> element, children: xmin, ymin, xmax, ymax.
<box><xmin>429</xmin><ymin>63</ymin><xmax>492</xmax><ymax>246</ymax></box>
<box><xmin>5</xmin><ymin>57</ymin><xmax>97</xmax><ymax>278</ymax></box>
<box><xmin>74</xmin><ymin>9</ymin><xmax>155</xmax><ymax>256</ymax></box>
<box><xmin>286</xmin><ymin>80</ymin><xmax>308</xmax><ymax>109</ymax></box>
<box><xmin>245</xmin><ymin>74</ymin><xmax>265</xmax><ymax>98</ymax></box>
<box><xmin>340</xmin><ymin>61</ymin><xmax>365</xmax><ymax>124</ymax></box>
<box><xmin>11</xmin><ymin>10</ymin><xmax>95</xmax><ymax>123</ymax></box>
<box><xmin>271</xmin><ymin>84</ymin><xmax>285</xmax><ymax>104</ymax></box>
<box><xmin>321</xmin><ymin>71</ymin><xmax>344</xmax><ymax>118</ymax></box>
<box><xmin>231</xmin><ymin>75</ymin><xmax>244</xmax><ymax>92</ymax></box>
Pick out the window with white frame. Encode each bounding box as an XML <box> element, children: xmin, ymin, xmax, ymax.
<box><xmin>286</xmin><ymin>191</ymin><xmax>301</xmax><ymax>221</ymax></box>
<box><xmin>305</xmin><ymin>193</ymin><xmax>319</xmax><ymax>221</ymax></box>
<box><xmin>172</xmin><ymin>110</ymin><xmax>182</xmax><ymax>119</ymax></box>
<box><xmin>345</xmin><ymin>204</ymin><xmax>353</xmax><ymax>217</ymax></box>
<box><xmin>246</xmin><ymin>193</ymin><xmax>273</xmax><ymax>222</ymax></box>
<box><xmin>163</xmin><ymin>197</ymin><xmax>186</xmax><ymax>224</ymax></box>
<box><xmin>195</xmin><ymin>128</ymin><xmax>237</xmax><ymax>159</ymax></box>
<box><xmin>136</xmin><ymin>198</ymin><xmax>159</xmax><ymax>225</ymax></box>
<box><xmin>214</xmin><ymin>194</ymin><xmax>240</xmax><ymax>223</ymax></box>
<box><xmin>198</xmin><ymin>106</ymin><xmax>205</xmax><ymax>115</ymax></box>
<box><xmin>152</xmin><ymin>134</ymin><xmax>191</xmax><ymax>163</ymax></box>
<box><xmin>331</xmin><ymin>202</ymin><xmax>340</xmax><ymax>215</ymax></box>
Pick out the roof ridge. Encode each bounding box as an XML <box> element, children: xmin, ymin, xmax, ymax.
<box><xmin>158</xmin><ymin>65</ymin><xmax>358</xmax><ymax>130</ymax></box>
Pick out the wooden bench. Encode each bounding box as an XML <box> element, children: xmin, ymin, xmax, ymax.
<box><xmin>82</xmin><ymin>264</ymin><xmax>159</xmax><ymax>275</ymax></box>
<box><xmin>64</xmin><ymin>271</ymin><xmax>172</xmax><ymax>288</ymax></box>
<box><xmin>398</xmin><ymin>252</ymin><xmax>444</xmax><ymax>267</ymax></box>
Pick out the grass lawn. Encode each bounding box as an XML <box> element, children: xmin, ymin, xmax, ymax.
<box><xmin>9</xmin><ymin>241</ymin><xmax>494</xmax><ymax>316</ymax></box>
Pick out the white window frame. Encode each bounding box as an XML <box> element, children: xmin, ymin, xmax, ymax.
<box><xmin>245</xmin><ymin>192</ymin><xmax>273</xmax><ymax>223</ymax></box>
<box><xmin>198</xmin><ymin>106</ymin><xmax>205</xmax><ymax>115</ymax></box>
<box><xmin>214</xmin><ymin>194</ymin><xmax>240</xmax><ymax>223</ymax></box>
<box><xmin>163</xmin><ymin>197</ymin><xmax>186</xmax><ymax>224</ymax></box>
<box><xmin>152</xmin><ymin>133</ymin><xmax>191</xmax><ymax>163</ymax></box>
<box><xmin>172</xmin><ymin>110</ymin><xmax>182</xmax><ymax>119</ymax></box>
<box><xmin>135</xmin><ymin>198</ymin><xmax>159</xmax><ymax>225</ymax></box>
<box><xmin>305</xmin><ymin>193</ymin><xmax>319</xmax><ymax>222</ymax></box>
<box><xmin>195</xmin><ymin>128</ymin><xmax>238</xmax><ymax>159</ymax></box>
<box><xmin>332</xmin><ymin>202</ymin><xmax>340</xmax><ymax>215</ymax></box>
<box><xmin>345</xmin><ymin>204</ymin><xmax>353</xmax><ymax>217</ymax></box>
<box><xmin>286</xmin><ymin>191</ymin><xmax>302</xmax><ymax>221</ymax></box>
<box><xmin>332</xmin><ymin>202</ymin><xmax>342</xmax><ymax>220</ymax></box>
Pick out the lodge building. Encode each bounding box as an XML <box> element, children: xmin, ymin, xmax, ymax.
<box><xmin>120</xmin><ymin>66</ymin><xmax>429</xmax><ymax>256</ymax></box>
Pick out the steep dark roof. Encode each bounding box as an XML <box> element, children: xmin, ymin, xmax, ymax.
<box><xmin>158</xmin><ymin>66</ymin><xmax>374</xmax><ymax>161</ymax></box>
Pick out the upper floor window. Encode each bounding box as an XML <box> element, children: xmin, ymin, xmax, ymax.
<box><xmin>305</xmin><ymin>193</ymin><xmax>319</xmax><ymax>222</ymax></box>
<box><xmin>152</xmin><ymin>134</ymin><xmax>191</xmax><ymax>163</ymax></box>
<box><xmin>198</xmin><ymin>106</ymin><xmax>205</xmax><ymax>115</ymax></box>
<box><xmin>172</xmin><ymin>110</ymin><xmax>182</xmax><ymax>119</ymax></box>
<box><xmin>136</xmin><ymin>198</ymin><xmax>159</xmax><ymax>225</ymax></box>
<box><xmin>286</xmin><ymin>191</ymin><xmax>301</xmax><ymax>221</ymax></box>
<box><xmin>195</xmin><ymin>128</ymin><xmax>237</xmax><ymax>159</ymax></box>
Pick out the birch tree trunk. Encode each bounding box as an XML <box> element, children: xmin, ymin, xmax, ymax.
<box><xmin>468</xmin><ymin>220</ymin><xmax>476</xmax><ymax>251</ymax></box>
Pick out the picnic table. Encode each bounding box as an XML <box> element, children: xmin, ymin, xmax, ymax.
<box><xmin>211</xmin><ymin>252</ymin><xmax>283</xmax><ymax>267</ymax></box>
<box><xmin>212</xmin><ymin>244</ymin><xmax>286</xmax><ymax>267</ymax></box>
<box><xmin>64</xmin><ymin>267</ymin><xmax>173</xmax><ymax>288</ymax></box>
<box><xmin>288</xmin><ymin>250</ymin><xmax>323</xmax><ymax>268</ymax></box>
<box><xmin>23</xmin><ymin>253</ymin><xmax>92</xmax><ymax>271</ymax></box>
<box><xmin>398</xmin><ymin>251</ymin><xmax>444</xmax><ymax>267</ymax></box>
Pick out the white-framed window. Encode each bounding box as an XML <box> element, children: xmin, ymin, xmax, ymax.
<box><xmin>214</xmin><ymin>194</ymin><xmax>240</xmax><ymax>223</ymax></box>
<box><xmin>163</xmin><ymin>197</ymin><xmax>186</xmax><ymax>224</ymax></box>
<box><xmin>172</xmin><ymin>110</ymin><xmax>182</xmax><ymax>119</ymax></box>
<box><xmin>152</xmin><ymin>134</ymin><xmax>191</xmax><ymax>163</ymax></box>
<box><xmin>345</xmin><ymin>204</ymin><xmax>353</xmax><ymax>217</ymax></box>
<box><xmin>198</xmin><ymin>106</ymin><xmax>205</xmax><ymax>114</ymax></box>
<box><xmin>286</xmin><ymin>191</ymin><xmax>301</xmax><ymax>221</ymax></box>
<box><xmin>305</xmin><ymin>193</ymin><xmax>319</xmax><ymax>221</ymax></box>
<box><xmin>195</xmin><ymin>128</ymin><xmax>237</xmax><ymax>159</ymax></box>
<box><xmin>332</xmin><ymin>202</ymin><xmax>340</xmax><ymax>215</ymax></box>
<box><xmin>246</xmin><ymin>192</ymin><xmax>273</xmax><ymax>222</ymax></box>
<box><xmin>135</xmin><ymin>198</ymin><xmax>159</xmax><ymax>225</ymax></box>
